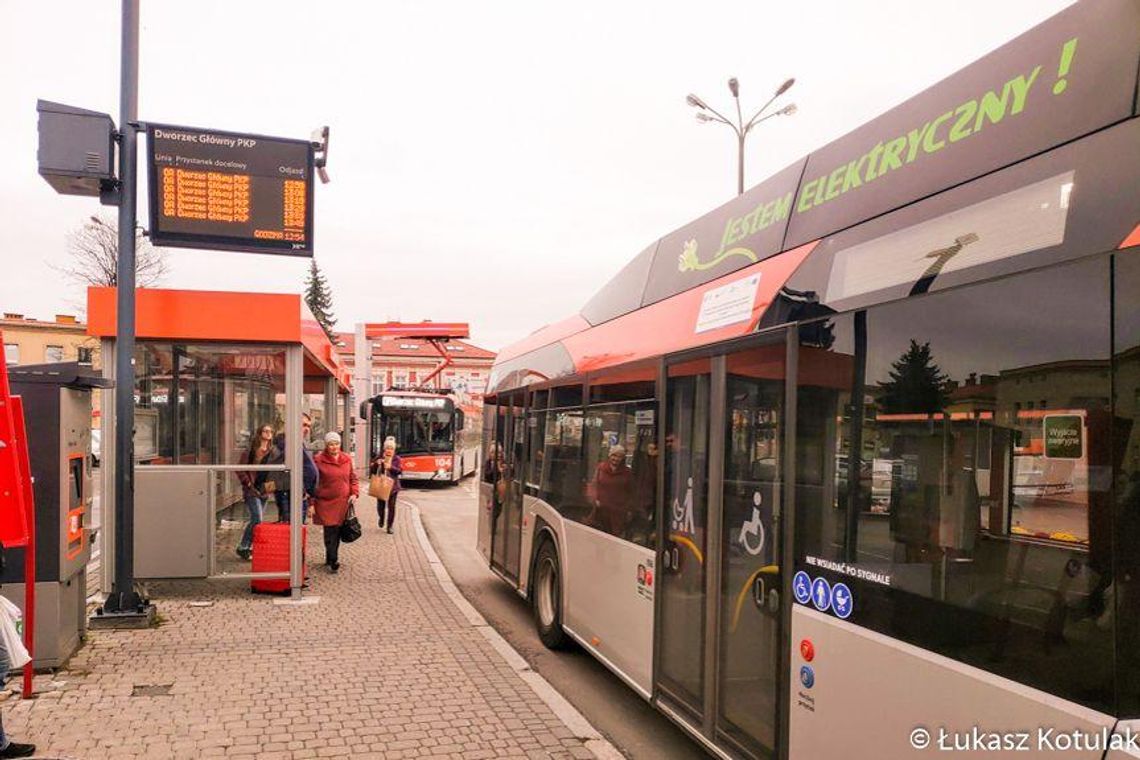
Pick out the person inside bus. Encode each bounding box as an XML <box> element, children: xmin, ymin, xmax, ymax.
<box><xmin>236</xmin><ymin>424</ymin><xmax>280</xmax><ymax>561</ymax></box>
<box><xmin>311</xmin><ymin>432</ymin><xmax>358</xmax><ymax>572</ymax></box>
<box><xmin>631</xmin><ymin>440</ymin><xmax>659</xmax><ymax>545</ymax></box>
<box><xmin>590</xmin><ymin>445</ymin><xmax>634</xmax><ymax>536</ymax></box>
<box><xmin>371</xmin><ymin>437</ymin><xmax>403</xmax><ymax>534</ymax></box>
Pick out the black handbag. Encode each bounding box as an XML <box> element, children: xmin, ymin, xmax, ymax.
<box><xmin>340</xmin><ymin>504</ymin><xmax>363</xmax><ymax>543</ymax></box>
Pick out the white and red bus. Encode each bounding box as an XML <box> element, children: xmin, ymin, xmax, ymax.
<box><xmin>362</xmin><ymin>390</ymin><xmax>479</xmax><ymax>483</ymax></box>
<box><xmin>478</xmin><ymin>3</ymin><xmax>1140</xmax><ymax>758</ymax></box>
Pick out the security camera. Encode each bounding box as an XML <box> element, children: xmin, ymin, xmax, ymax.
<box><xmin>311</xmin><ymin>126</ymin><xmax>330</xmax><ymax>184</ymax></box>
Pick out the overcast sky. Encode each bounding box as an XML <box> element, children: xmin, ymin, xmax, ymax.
<box><xmin>0</xmin><ymin>0</ymin><xmax>1075</xmax><ymax>351</ymax></box>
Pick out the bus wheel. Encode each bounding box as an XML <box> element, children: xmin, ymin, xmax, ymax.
<box><xmin>532</xmin><ymin>539</ymin><xmax>567</xmax><ymax>649</ymax></box>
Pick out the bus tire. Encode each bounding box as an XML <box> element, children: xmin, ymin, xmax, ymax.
<box><xmin>532</xmin><ymin>538</ymin><xmax>567</xmax><ymax>650</ymax></box>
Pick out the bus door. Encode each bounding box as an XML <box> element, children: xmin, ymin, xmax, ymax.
<box><xmin>716</xmin><ymin>343</ymin><xmax>786</xmax><ymax>759</ymax></box>
<box><xmin>656</xmin><ymin>336</ymin><xmax>787</xmax><ymax>759</ymax></box>
<box><xmin>491</xmin><ymin>391</ymin><xmax>525</xmax><ymax>580</ymax></box>
<box><xmin>657</xmin><ymin>357</ymin><xmax>713</xmax><ymax>725</ymax></box>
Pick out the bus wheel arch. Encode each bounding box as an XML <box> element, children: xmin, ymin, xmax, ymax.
<box><xmin>530</xmin><ymin>528</ymin><xmax>568</xmax><ymax>650</ymax></box>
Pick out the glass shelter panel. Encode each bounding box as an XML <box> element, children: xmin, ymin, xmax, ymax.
<box><xmin>133</xmin><ymin>343</ymin><xmax>287</xmax><ymax>465</ymax></box>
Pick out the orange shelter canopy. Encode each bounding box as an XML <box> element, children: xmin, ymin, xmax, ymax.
<box><xmin>86</xmin><ymin>287</ymin><xmax>351</xmax><ymax>392</ymax></box>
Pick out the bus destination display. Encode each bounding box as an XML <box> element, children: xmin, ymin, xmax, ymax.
<box><xmin>147</xmin><ymin>124</ymin><xmax>314</xmax><ymax>256</ymax></box>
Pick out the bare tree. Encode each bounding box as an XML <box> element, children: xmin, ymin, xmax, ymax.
<box><xmin>57</xmin><ymin>215</ymin><xmax>169</xmax><ymax>287</ymax></box>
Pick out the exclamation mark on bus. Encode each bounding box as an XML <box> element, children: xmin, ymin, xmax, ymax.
<box><xmin>1053</xmin><ymin>38</ymin><xmax>1078</xmax><ymax>95</ymax></box>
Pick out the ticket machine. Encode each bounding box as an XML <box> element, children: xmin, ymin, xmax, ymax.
<box><xmin>3</xmin><ymin>362</ymin><xmax>109</xmax><ymax>667</ymax></box>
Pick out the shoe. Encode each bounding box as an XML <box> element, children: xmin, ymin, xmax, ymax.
<box><xmin>0</xmin><ymin>741</ymin><xmax>37</xmax><ymax>758</ymax></box>
<box><xmin>386</xmin><ymin>527</ymin><xmax>393</xmax><ymax>534</ymax></box>
<box><xmin>236</xmin><ymin>548</ymin><xmax>251</xmax><ymax>561</ymax></box>
<box><xmin>330</xmin><ymin>562</ymin><xmax>340</xmax><ymax>574</ymax></box>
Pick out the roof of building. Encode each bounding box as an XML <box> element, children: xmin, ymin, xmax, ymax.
<box><xmin>336</xmin><ymin>332</ymin><xmax>496</xmax><ymax>362</ymax></box>
<box><xmin>0</xmin><ymin>314</ymin><xmax>86</xmax><ymax>331</ymax></box>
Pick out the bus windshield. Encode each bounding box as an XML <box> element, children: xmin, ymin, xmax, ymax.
<box><xmin>379</xmin><ymin>409</ymin><xmax>454</xmax><ymax>455</ymax></box>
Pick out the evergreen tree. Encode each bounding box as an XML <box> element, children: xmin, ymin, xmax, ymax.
<box><xmin>304</xmin><ymin>259</ymin><xmax>337</xmax><ymax>340</ymax></box>
<box><xmin>879</xmin><ymin>339</ymin><xmax>950</xmax><ymax>414</ymax></box>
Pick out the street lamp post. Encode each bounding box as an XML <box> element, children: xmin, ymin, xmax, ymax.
<box><xmin>687</xmin><ymin>77</ymin><xmax>797</xmax><ymax>196</ymax></box>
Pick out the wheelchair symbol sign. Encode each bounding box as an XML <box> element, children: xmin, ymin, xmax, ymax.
<box><xmin>793</xmin><ymin>571</ymin><xmax>811</xmax><ymax>605</ymax></box>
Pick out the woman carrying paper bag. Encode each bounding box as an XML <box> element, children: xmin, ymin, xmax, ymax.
<box><xmin>370</xmin><ymin>437</ymin><xmax>403</xmax><ymax>534</ymax></box>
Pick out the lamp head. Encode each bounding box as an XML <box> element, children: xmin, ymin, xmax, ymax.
<box><xmin>776</xmin><ymin>77</ymin><xmax>795</xmax><ymax>96</ymax></box>
<box><xmin>781</xmin><ymin>103</ymin><xmax>798</xmax><ymax>116</ymax></box>
<box><xmin>728</xmin><ymin>78</ymin><xmax>739</xmax><ymax>98</ymax></box>
<box><xmin>695</xmin><ymin>112</ymin><xmax>715</xmax><ymax>123</ymax></box>
<box><xmin>686</xmin><ymin>94</ymin><xmax>707</xmax><ymax>110</ymax></box>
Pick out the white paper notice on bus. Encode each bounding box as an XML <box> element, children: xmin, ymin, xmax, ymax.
<box><xmin>695</xmin><ymin>274</ymin><xmax>762</xmax><ymax>334</ymax></box>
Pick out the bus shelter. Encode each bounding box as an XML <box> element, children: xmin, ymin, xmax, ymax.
<box><xmin>88</xmin><ymin>287</ymin><xmax>352</xmax><ymax>595</ymax></box>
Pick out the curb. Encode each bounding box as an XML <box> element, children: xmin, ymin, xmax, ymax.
<box><xmin>408</xmin><ymin>502</ymin><xmax>625</xmax><ymax>760</ymax></box>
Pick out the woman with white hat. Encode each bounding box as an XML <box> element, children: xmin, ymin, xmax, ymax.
<box><xmin>310</xmin><ymin>431</ymin><xmax>358</xmax><ymax>573</ymax></box>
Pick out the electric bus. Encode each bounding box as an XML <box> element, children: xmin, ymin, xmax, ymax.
<box><xmin>361</xmin><ymin>390</ymin><xmax>479</xmax><ymax>483</ymax></box>
<box><xmin>478</xmin><ymin>2</ymin><xmax>1140</xmax><ymax>757</ymax></box>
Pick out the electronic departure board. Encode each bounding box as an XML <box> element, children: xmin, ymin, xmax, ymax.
<box><xmin>146</xmin><ymin>124</ymin><xmax>314</xmax><ymax>256</ymax></box>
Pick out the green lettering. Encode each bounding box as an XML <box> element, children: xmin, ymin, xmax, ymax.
<box><xmin>864</xmin><ymin>142</ymin><xmax>885</xmax><ymax>181</ymax></box>
<box><xmin>949</xmin><ymin>101</ymin><xmax>976</xmax><ymax>142</ymax></box>
<box><xmin>796</xmin><ymin>180</ymin><xmax>818</xmax><ymax>213</ymax></box>
<box><xmin>1008</xmin><ymin>65</ymin><xmax>1041</xmax><ymax>114</ymax></box>
<box><xmin>811</xmin><ymin>174</ymin><xmax>827</xmax><ymax>207</ymax></box>
<box><xmin>878</xmin><ymin>137</ymin><xmax>906</xmax><ymax>176</ymax></box>
<box><xmin>841</xmin><ymin>156</ymin><xmax>865</xmax><ymax>193</ymax></box>
<box><xmin>743</xmin><ymin>205</ymin><xmax>763</xmax><ymax>234</ymax></box>
<box><xmin>756</xmin><ymin>200</ymin><xmax>775</xmax><ymax>230</ymax></box>
<box><xmin>825</xmin><ymin>164</ymin><xmax>846</xmax><ymax>200</ymax></box>
<box><xmin>772</xmin><ymin>192</ymin><xmax>792</xmax><ymax>222</ymax></box>
<box><xmin>905</xmin><ymin>121</ymin><xmax>932</xmax><ymax>163</ymax></box>
<box><xmin>923</xmin><ymin>111</ymin><xmax>952</xmax><ymax>153</ymax></box>
<box><xmin>974</xmin><ymin>81</ymin><xmax>1012</xmax><ymax>131</ymax></box>
<box><xmin>729</xmin><ymin>218</ymin><xmax>746</xmax><ymax>246</ymax></box>
<box><xmin>718</xmin><ymin>218</ymin><xmax>737</xmax><ymax>251</ymax></box>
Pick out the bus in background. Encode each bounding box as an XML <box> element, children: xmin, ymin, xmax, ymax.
<box><xmin>361</xmin><ymin>390</ymin><xmax>479</xmax><ymax>483</ymax></box>
<box><xmin>477</xmin><ymin>2</ymin><xmax>1140</xmax><ymax>758</ymax></box>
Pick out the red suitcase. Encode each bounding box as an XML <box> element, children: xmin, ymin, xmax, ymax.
<box><xmin>250</xmin><ymin>522</ymin><xmax>307</xmax><ymax>594</ymax></box>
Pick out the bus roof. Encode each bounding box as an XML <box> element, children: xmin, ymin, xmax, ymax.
<box><xmin>491</xmin><ymin>0</ymin><xmax>1140</xmax><ymax>395</ymax></box>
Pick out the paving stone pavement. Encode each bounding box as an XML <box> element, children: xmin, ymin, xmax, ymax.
<box><xmin>3</xmin><ymin>501</ymin><xmax>602</xmax><ymax>759</ymax></box>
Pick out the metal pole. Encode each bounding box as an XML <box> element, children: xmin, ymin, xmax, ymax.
<box><xmin>104</xmin><ymin>0</ymin><xmax>144</xmax><ymax>615</ymax></box>
<box><xmin>737</xmin><ymin>131</ymin><xmax>745</xmax><ymax>196</ymax></box>
<box><xmin>287</xmin><ymin>346</ymin><xmax>303</xmax><ymax>597</ymax></box>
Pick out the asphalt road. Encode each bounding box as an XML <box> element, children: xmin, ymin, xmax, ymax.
<box><xmin>408</xmin><ymin>478</ymin><xmax>708</xmax><ymax>760</ymax></box>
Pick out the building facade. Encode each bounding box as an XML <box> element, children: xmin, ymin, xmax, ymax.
<box><xmin>337</xmin><ymin>332</ymin><xmax>495</xmax><ymax>400</ymax></box>
<box><xmin>1</xmin><ymin>313</ymin><xmax>99</xmax><ymax>367</ymax></box>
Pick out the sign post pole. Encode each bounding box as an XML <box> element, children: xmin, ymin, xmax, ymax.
<box><xmin>96</xmin><ymin>0</ymin><xmax>154</xmax><ymax>625</ymax></box>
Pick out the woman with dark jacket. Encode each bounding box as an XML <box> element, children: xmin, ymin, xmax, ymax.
<box><xmin>311</xmin><ymin>432</ymin><xmax>359</xmax><ymax>572</ymax></box>
<box><xmin>236</xmin><ymin>424</ymin><xmax>279</xmax><ymax>560</ymax></box>
<box><xmin>371</xmin><ymin>436</ymin><xmax>403</xmax><ymax>534</ymax></box>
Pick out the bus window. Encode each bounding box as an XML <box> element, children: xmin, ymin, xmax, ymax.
<box><xmin>539</xmin><ymin>407</ymin><xmax>585</xmax><ymax>517</ymax></box>
<box><xmin>1114</xmin><ymin>250</ymin><xmax>1140</xmax><ymax>716</ymax></box>
<box><xmin>795</xmin><ymin>255</ymin><xmax>1114</xmax><ymax>712</ymax></box>
<box><xmin>581</xmin><ymin>380</ymin><xmax>657</xmax><ymax>548</ymax></box>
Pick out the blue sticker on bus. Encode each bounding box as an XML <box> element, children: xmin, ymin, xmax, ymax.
<box><xmin>793</xmin><ymin>571</ymin><xmax>811</xmax><ymax>605</ymax></box>
<box><xmin>810</xmin><ymin>577</ymin><xmax>831</xmax><ymax>612</ymax></box>
<box><xmin>831</xmin><ymin>582</ymin><xmax>853</xmax><ymax>619</ymax></box>
<box><xmin>800</xmin><ymin>665</ymin><xmax>815</xmax><ymax>689</ymax></box>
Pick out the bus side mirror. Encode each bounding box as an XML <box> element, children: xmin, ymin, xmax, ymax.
<box><xmin>359</xmin><ymin>401</ymin><xmax>370</xmax><ymax>419</ymax></box>
<box><xmin>456</xmin><ymin>409</ymin><xmax>465</xmax><ymax>430</ymax></box>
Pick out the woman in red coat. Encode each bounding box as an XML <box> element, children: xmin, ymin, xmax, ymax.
<box><xmin>311</xmin><ymin>432</ymin><xmax>358</xmax><ymax>573</ymax></box>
